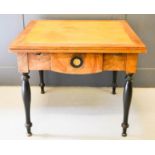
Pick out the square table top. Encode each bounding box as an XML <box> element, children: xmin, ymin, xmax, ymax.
<box><xmin>9</xmin><ymin>20</ymin><xmax>146</xmax><ymax>53</ymax></box>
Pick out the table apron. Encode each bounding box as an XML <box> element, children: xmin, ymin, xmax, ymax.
<box><xmin>16</xmin><ymin>53</ymin><xmax>138</xmax><ymax>74</ymax></box>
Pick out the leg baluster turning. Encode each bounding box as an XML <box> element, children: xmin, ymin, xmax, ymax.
<box><xmin>121</xmin><ymin>74</ymin><xmax>133</xmax><ymax>137</ymax></box>
<box><xmin>112</xmin><ymin>71</ymin><xmax>117</xmax><ymax>94</ymax></box>
<box><xmin>39</xmin><ymin>70</ymin><xmax>45</xmax><ymax>94</ymax></box>
<box><xmin>22</xmin><ymin>73</ymin><xmax>32</xmax><ymax>136</ymax></box>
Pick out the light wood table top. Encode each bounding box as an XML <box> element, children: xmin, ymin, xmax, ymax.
<box><xmin>10</xmin><ymin>20</ymin><xmax>146</xmax><ymax>53</ymax></box>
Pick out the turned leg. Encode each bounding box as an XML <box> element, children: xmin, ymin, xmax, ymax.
<box><xmin>121</xmin><ymin>74</ymin><xmax>133</xmax><ymax>137</ymax></box>
<box><xmin>112</xmin><ymin>71</ymin><xmax>117</xmax><ymax>94</ymax></box>
<box><xmin>21</xmin><ymin>73</ymin><xmax>32</xmax><ymax>136</ymax></box>
<box><xmin>39</xmin><ymin>70</ymin><xmax>45</xmax><ymax>94</ymax></box>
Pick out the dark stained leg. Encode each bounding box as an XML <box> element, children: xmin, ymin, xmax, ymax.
<box><xmin>121</xmin><ymin>74</ymin><xmax>133</xmax><ymax>137</ymax></box>
<box><xmin>22</xmin><ymin>73</ymin><xmax>32</xmax><ymax>136</ymax></box>
<box><xmin>39</xmin><ymin>70</ymin><xmax>45</xmax><ymax>94</ymax></box>
<box><xmin>112</xmin><ymin>71</ymin><xmax>117</xmax><ymax>94</ymax></box>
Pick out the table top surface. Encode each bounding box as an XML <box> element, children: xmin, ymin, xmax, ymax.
<box><xmin>10</xmin><ymin>20</ymin><xmax>146</xmax><ymax>53</ymax></box>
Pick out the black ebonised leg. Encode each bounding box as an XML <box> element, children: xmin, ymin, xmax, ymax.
<box><xmin>22</xmin><ymin>73</ymin><xmax>32</xmax><ymax>136</ymax></box>
<box><xmin>39</xmin><ymin>70</ymin><xmax>45</xmax><ymax>94</ymax></box>
<box><xmin>112</xmin><ymin>71</ymin><xmax>117</xmax><ymax>94</ymax></box>
<box><xmin>121</xmin><ymin>74</ymin><xmax>133</xmax><ymax>137</ymax></box>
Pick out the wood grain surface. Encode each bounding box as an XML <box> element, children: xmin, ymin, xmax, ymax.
<box><xmin>10</xmin><ymin>20</ymin><xmax>146</xmax><ymax>53</ymax></box>
<box><xmin>17</xmin><ymin>53</ymin><xmax>29</xmax><ymax>73</ymax></box>
<box><xmin>126</xmin><ymin>54</ymin><xmax>138</xmax><ymax>73</ymax></box>
<box><xmin>12</xmin><ymin>20</ymin><xmax>146</xmax><ymax>74</ymax></box>
<box><xmin>17</xmin><ymin>53</ymin><xmax>138</xmax><ymax>74</ymax></box>
<box><xmin>103</xmin><ymin>54</ymin><xmax>125</xmax><ymax>71</ymax></box>
<box><xmin>103</xmin><ymin>53</ymin><xmax>137</xmax><ymax>73</ymax></box>
<box><xmin>28</xmin><ymin>53</ymin><xmax>51</xmax><ymax>70</ymax></box>
<box><xmin>50</xmin><ymin>53</ymin><xmax>103</xmax><ymax>74</ymax></box>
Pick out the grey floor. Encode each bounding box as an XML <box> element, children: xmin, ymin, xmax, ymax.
<box><xmin>0</xmin><ymin>86</ymin><xmax>154</xmax><ymax>139</ymax></box>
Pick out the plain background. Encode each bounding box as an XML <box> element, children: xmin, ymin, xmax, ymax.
<box><xmin>0</xmin><ymin>14</ymin><xmax>154</xmax><ymax>87</ymax></box>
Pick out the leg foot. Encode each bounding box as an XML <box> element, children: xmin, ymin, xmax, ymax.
<box><xmin>39</xmin><ymin>70</ymin><xmax>45</xmax><ymax>94</ymax></box>
<box><xmin>121</xmin><ymin>123</ymin><xmax>129</xmax><ymax>137</ymax></box>
<box><xmin>112</xmin><ymin>71</ymin><xmax>117</xmax><ymax>94</ymax></box>
<box><xmin>121</xmin><ymin>74</ymin><xmax>133</xmax><ymax>137</ymax></box>
<box><xmin>25</xmin><ymin>122</ymin><xmax>32</xmax><ymax>136</ymax></box>
<box><xmin>122</xmin><ymin>133</ymin><xmax>127</xmax><ymax>137</ymax></box>
<box><xmin>22</xmin><ymin>73</ymin><xmax>32</xmax><ymax>136</ymax></box>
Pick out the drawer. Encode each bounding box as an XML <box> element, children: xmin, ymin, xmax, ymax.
<box><xmin>51</xmin><ymin>53</ymin><xmax>103</xmax><ymax>74</ymax></box>
<box><xmin>28</xmin><ymin>53</ymin><xmax>51</xmax><ymax>70</ymax></box>
<box><xmin>103</xmin><ymin>54</ymin><xmax>126</xmax><ymax>71</ymax></box>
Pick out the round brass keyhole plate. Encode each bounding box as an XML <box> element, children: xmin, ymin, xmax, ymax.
<box><xmin>70</xmin><ymin>56</ymin><xmax>83</xmax><ymax>68</ymax></box>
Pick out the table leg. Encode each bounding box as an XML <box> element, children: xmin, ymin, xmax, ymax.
<box><xmin>121</xmin><ymin>74</ymin><xmax>133</xmax><ymax>137</ymax></box>
<box><xmin>112</xmin><ymin>71</ymin><xmax>117</xmax><ymax>94</ymax></box>
<box><xmin>21</xmin><ymin>73</ymin><xmax>32</xmax><ymax>136</ymax></box>
<box><xmin>39</xmin><ymin>70</ymin><xmax>45</xmax><ymax>94</ymax></box>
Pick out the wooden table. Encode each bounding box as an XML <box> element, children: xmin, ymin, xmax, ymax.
<box><xmin>9</xmin><ymin>20</ymin><xmax>146</xmax><ymax>137</ymax></box>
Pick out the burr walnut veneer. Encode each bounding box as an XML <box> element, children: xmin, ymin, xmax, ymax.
<box><xmin>9</xmin><ymin>20</ymin><xmax>146</xmax><ymax>137</ymax></box>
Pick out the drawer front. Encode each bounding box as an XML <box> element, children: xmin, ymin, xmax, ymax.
<box><xmin>28</xmin><ymin>53</ymin><xmax>51</xmax><ymax>70</ymax></box>
<box><xmin>51</xmin><ymin>53</ymin><xmax>103</xmax><ymax>74</ymax></box>
<box><xmin>103</xmin><ymin>54</ymin><xmax>126</xmax><ymax>71</ymax></box>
